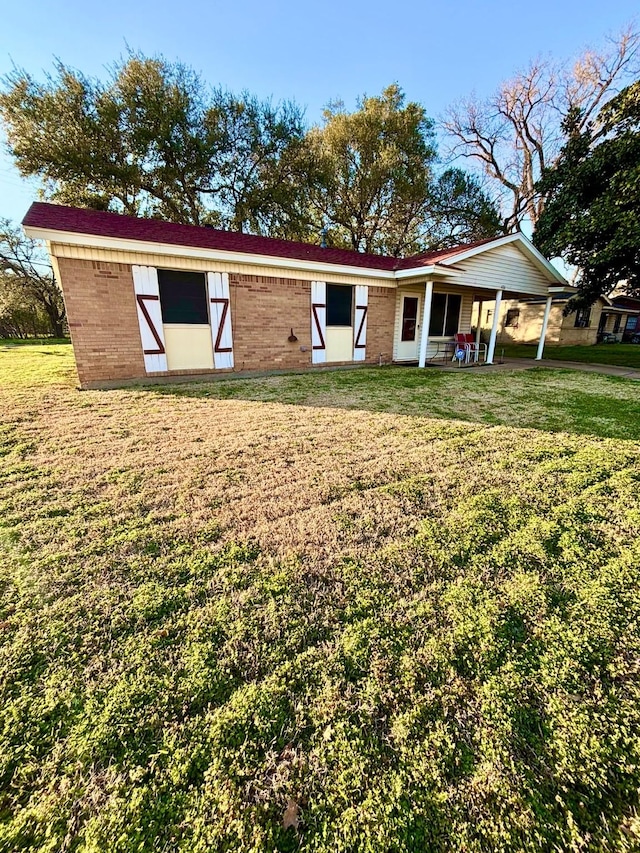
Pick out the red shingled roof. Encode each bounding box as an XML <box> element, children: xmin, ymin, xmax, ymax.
<box><xmin>611</xmin><ymin>295</ymin><xmax>640</xmax><ymax>311</ymax></box>
<box><xmin>22</xmin><ymin>202</ymin><xmax>499</xmax><ymax>272</ymax></box>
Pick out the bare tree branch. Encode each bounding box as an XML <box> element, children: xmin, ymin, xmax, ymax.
<box><xmin>441</xmin><ymin>24</ymin><xmax>639</xmax><ymax>231</ymax></box>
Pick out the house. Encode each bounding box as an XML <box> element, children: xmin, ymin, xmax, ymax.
<box><xmin>23</xmin><ymin>203</ymin><xmax>566</xmax><ymax>389</ymax></box>
<box><xmin>610</xmin><ymin>295</ymin><xmax>640</xmax><ymax>341</ymax></box>
<box><xmin>491</xmin><ymin>289</ymin><xmax>640</xmax><ymax>347</ymax></box>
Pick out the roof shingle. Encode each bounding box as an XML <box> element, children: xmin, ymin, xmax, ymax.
<box><xmin>22</xmin><ymin>202</ymin><xmax>502</xmax><ymax>272</ymax></box>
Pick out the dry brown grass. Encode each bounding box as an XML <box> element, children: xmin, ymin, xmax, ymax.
<box><xmin>1</xmin><ymin>345</ymin><xmax>638</xmax><ymax>574</ymax></box>
<box><xmin>5</xmin><ymin>383</ymin><xmax>479</xmax><ymax>559</ymax></box>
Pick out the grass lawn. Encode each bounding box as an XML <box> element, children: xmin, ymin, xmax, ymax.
<box><xmin>2</xmin><ymin>343</ymin><xmax>640</xmax><ymax>852</ymax></box>
<box><xmin>0</xmin><ymin>338</ymin><xmax>71</xmax><ymax>346</ymax></box>
<box><xmin>501</xmin><ymin>342</ymin><xmax>640</xmax><ymax>369</ymax></box>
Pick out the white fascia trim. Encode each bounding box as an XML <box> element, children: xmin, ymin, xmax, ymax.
<box><xmin>549</xmin><ymin>285</ymin><xmax>575</xmax><ymax>294</ymax></box>
<box><xmin>24</xmin><ymin>225</ymin><xmax>566</xmax><ymax>287</ymax></box>
<box><xmin>439</xmin><ymin>233</ymin><xmax>567</xmax><ymax>285</ymax></box>
<box><xmin>394</xmin><ymin>265</ymin><xmax>462</xmax><ymax>281</ymax></box>
<box><xmin>24</xmin><ymin>226</ymin><xmax>398</xmax><ymax>281</ymax></box>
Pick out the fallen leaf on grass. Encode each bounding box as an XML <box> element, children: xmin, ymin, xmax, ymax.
<box><xmin>283</xmin><ymin>799</ymin><xmax>299</xmax><ymax>830</ymax></box>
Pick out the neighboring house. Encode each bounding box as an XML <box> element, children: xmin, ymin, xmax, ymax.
<box><xmin>610</xmin><ymin>294</ymin><xmax>640</xmax><ymax>341</ymax></box>
<box><xmin>491</xmin><ymin>290</ymin><xmax>640</xmax><ymax>347</ymax></box>
<box><xmin>23</xmin><ymin>203</ymin><xmax>566</xmax><ymax>389</ymax></box>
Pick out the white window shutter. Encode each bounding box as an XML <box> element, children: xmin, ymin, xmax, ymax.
<box><xmin>132</xmin><ymin>265</ymin><xmax>167</xmax><ymax>373</ymax></box>
<box><xmin>207</xmin><ymin>272</ymin><xmax>234</xmax><ymax>370</ymax></box>
<box><xmin>311</xmin><ymin>280</ymin><xmax>326</xmax><ymax>364</ymax></box>
<box><xmin>353</xmin><ymin>285</ymin><xmax>368</xmax><ymax>361</ymax></box>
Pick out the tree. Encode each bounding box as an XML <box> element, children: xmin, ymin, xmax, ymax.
<box><xmin>0</xmin><ymin>54</ymin><xmax>313</xmax><ymax>234</ymax></box>
<box><xmin>1</xmin><ymin>57</ymin><xmax>500</xmax><ymax>254</ymax></box>
<box><xmin>442</xmin><ymin>25</ymin><xmax>639</xmax><ymax>232</ymax></box>
<box><xmin>305</xmin><ymin>85</ymin><xmax>501</xmax><ymax>256</ymax></box>
<box><xmin>306</xmin><ymin>85</ymin><xmax>437</xmax><ymax>255</ymax></box>
<box><xmin>534</xmin><ymin>81</ymin><xmax>640</xmax><ymax>306</ymax></box>
<box><xmin>0</xmin><ymin>277</ymin><xmax>53</xmax><ymax>338</ymax></box>
<box><xmin>423</xmin><ymin>168</ymin><xmax>502</xmax><ymax>250</ymax></box>
<box><xmin>0</xmin><ymin>220</ymin><xmax>66</xmax><ymax>337</ymax></box>
<box><xmin>201</xmin><ymin>89</ymin><xmax>319</xmax><ymax>237</ymax></box>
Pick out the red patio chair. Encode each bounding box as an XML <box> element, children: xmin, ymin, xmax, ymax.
<box><xmin>453</xmin><ymin>333</ymin><xmax>487</xmax><ymax>364</ymax></box>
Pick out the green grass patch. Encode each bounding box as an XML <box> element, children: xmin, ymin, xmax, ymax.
<box><xmin>0</xmin><ymin>340</ymin><xmax>75</xmax><ymax>388</ymax></box>
<box><xmin>0</xmin><ymin>337</ymin><xmax>71</xmax><ymax>346</ymax></box>
<box><xmin>1</xmin><ymin>344</ymin><xmax>640</xmax><ymax>851</ymax></box>
<box><xmin>152</xmin><ymin>364</ymin><xmax>640</xmax><ymax>440</ymax></box>
<box><xmin>502</xmin><ymin>342</ymin><xmax>640</xmax><ymax>368</ymax></box>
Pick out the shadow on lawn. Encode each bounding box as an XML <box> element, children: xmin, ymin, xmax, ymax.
<box><xmin>141</xmin><ymin>365</ymin><xmax>640</xmax><ymax>442</ymax></box>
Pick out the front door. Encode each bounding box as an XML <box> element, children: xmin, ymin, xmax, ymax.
<box><xmin>397</xmin><ymin>293</ymin><xmax>421</xmax><ymax>360</ymax></box>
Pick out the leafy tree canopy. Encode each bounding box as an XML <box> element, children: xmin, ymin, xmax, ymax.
<box><xmin>0</xmin><ymin>56</ymin><xmax>501</xmax><ymax>254</ymax></box>
<box><xmin>534</xmin><ymin>80</ymin><xmax>640</xmax><ymax>305</ymax></box>
<box><xmin>424</xmin><ymin>168</ymin><xmax>502</xmax><ymax>251</ymax></box>
<box><xmin>0</xmin><ymin>54</ymin><xmax>313</xmax><ymax>234</ymax></box>
<box><xmin>307</xmin><ymin>86</ymin><xmax>500</xmax><ymax>255</ymax></box>
<box><xmin>307</xmin><ymin>85</ymin><xmax>435</xmax><ymax>255</ymax></box>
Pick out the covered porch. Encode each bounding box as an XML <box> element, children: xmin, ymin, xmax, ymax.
<box><xmin>390</xmin><ymin>235</ymin><xmax>568</xmax><ymax>368</ymax></box>
<box><xmin>393</xmin><ymin>277</ymin><xmax>564</xmax><ymax>367</ymax></box>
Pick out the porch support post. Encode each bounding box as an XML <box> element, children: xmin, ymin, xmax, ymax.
<box><xmin>536</xmin><ymin>295</ymin><xmax>553</xmax><ymax>360</ymax></box>
<box><xmin>486</xmin><ymin>289</ymin><xmax>503</xmax><ymax>364</ymax></box>
<box><xmin>475</xmin><ymin>300</ymin><xmax>483</xmax><ymax>362</ymax></box>
<box><xmin>418</xmin><ymin>280</ymin><xmax>434</xmax><ymax>368</ymax></box>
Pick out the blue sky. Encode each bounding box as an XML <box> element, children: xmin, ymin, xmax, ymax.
<box><xmin>0</xmin><ymin>0</ymin><xmax>637</xmax><ymax>224</ymax></box>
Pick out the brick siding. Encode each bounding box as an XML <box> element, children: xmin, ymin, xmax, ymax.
<box><xmin>366</xmin><ymin>286</ymin><xmax>396</xmax><ymax>364</ymax></box>
<box><xmin>55</xmin><ymin>257</ymin><xmax>397</xmax><ymax>388</ymax></box>
<box><xmin>57</xmin><ymin>257</ymin><xmax>145</xmax><ymax>387</ymax></box>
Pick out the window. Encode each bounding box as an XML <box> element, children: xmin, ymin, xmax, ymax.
<box><xmin>613</xmin><ymin>315</ymin><xmax>621</xmax><ymax>333</ymax></box>
<box><xmin>429</xmin><ymin>293</ymin><xmax>461</xmax><ymax>337</ymax></box>
<box><xmin>158</xmin><ymin>270</ymin><xmax>209</xmax><ymax>325</ymax></box>
<box><xmin>626</xmin><ymin>316</ymin><xmax>638</xmax><ymax>331</ymax></box>
<box><xmin>505</xmin><ymin>308</ymin><xmax>520</xmax><ymax>327</ymax></box>
<box><xmin>574</xmin><ymin>307</ymin><xmax>591</xmax><ymax>328</ymax></box>
<box><xmin>326</xmin><ymin>284</ymin><xmax>353</xmax><ymax>326</ymax></box>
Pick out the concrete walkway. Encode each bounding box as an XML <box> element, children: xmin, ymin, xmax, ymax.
<box><xmin>430</xmin><ymin>356</ymin><xmax>640</xmax><ymax>380</ymax></box>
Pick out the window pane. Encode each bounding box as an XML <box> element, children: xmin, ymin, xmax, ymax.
<box><xmin>158</xmin><ymin>270</ymin><xmax>209</xmax><ymax>325</ymax></box>
<box><xmin>327</xmin><ymin>284</ymin><xmax>353</xmax><ymax>326</ymax></box>
<box><xmin>401</xmin><ymin>297</ymin><xmax>419</xmax><ymax>341</ymax></box>
<box><xmin>444</xmin><ymin>294</ymin><xmax>461</xmax><ymax>337</ymax></box>
<box><xmin>574</xmin><ymin>308</ymin><xmax>591</xmax><ymax>328</ymax></box>
<box><xmin>429</xmin><ymin>293</ymin><xmax>446</xmax><ymax>336</ymax></box>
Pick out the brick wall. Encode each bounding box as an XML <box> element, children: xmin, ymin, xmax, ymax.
<box><xmin>366</xmin><ymin>286</ymin><xmax>396</xmax><ymax>364</ymax></box>
<box><xmin>55</xmin><ymin>257</ymin><xmax>397</xmax><ymax>388</ymax></box>
<box><xmin>496</xmin><ymin>298</ymin><xmax>603</xmax><ymax>346</ymax></box>
<box><xmin>230</xmin><ymin>273</ymin><xmax>312</xmax><ymax>371</ymax></box>
<box><xmin>57</xmin><ymin>257</ymin><xmax>145</xmax><ymax>387</ymax></box>
<box><xmin>556</xmin><ymin>300</ymin><xmax>602</xmax><ymax>345</ymax></box>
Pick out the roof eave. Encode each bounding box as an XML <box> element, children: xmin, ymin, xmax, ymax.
<box><xmin>23</xmin><ymin>222</ymin><xmax>566</xmax><ymax>289</ymax></box>
<box><xmin>393</xmin><ymin>264</ymin><xmax>462</xmax><ymax>280</ymax></box>
<box><xmin>23</xmin><ymin>226</ymin><xmax>399</xmax><ymax>281</ymax></box>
